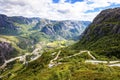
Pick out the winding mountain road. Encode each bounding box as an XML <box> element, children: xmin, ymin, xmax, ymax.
<box><xmin>49</xmin><ymin>50</ymin><xmax>61</xmax><ymax>68</ymax></box>
<box><xmin>49</xmin><ymin>50</ymin><xmax>95</xmax><ymax>68</ymax></box>
<box><xmin>48</xmin><ymin>50</ymin><xmax>120</xmax><ymax>68</ymax></box>
<box><xmin>85</xmin><ymin>60</ymin><xmax>120</xmax><ymax>64</ymax></box>
<box><xmin>108</xmin><ymin>64</ymin><xmax>120</xmax><ymax>67</ymax></box>
<box><xmin>0</xmin><ymin>53</ymin><xmax>29</xmax><ymax>69</ymax></box>
<box><xmin>0</xmin><ymin>43</ymin><xmax>43</xmax><ymax>69</ymax></box>
<box><xmin>59</xmin><ymin>50</ymin><xmax>96</xmax><ymax>61</ymax></box>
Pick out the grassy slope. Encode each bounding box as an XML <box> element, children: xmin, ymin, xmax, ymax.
<box><xmin>72</xmin><ymin>21</ymin><xmax>120</xmax><ymax>59</ymax></box>
<box><xmin>1</xmin><ymin>49</ymin><xmax>120</xmax><ymax>80</ymax></box>
<box><xmin>1</xmin><ymin>22</ymin><xmax>120</xmax><ymax>80</ymax></box>
<box><xmin>1</xmin><ymin>12</ymin><xmax>120</xmax><ymax>80</ymax></box>
<box><xmin>72</xmin><ymin>34</ymin><xmax>120</xmax><ymax>60</ymax></box>
<box><xmin>0</xmin><ymin>35</ymin><xmax>25</xmax><ymax>56</ymax></box>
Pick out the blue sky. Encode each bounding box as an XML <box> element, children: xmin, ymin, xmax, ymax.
<box><xmin>0</xmin><ymin>0</ymin><xmax>120</xmax><ymax>21</ymax></box>
<box><xmin>53</xmin><ymin>0</ymin><xmax>84</xmax><ymax>3</ymax></box>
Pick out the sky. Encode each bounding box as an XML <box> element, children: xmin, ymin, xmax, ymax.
<box><xmin>0</xmin><ymin>0</ymin><xmax>120</xmax><ymax>21</ymax></box>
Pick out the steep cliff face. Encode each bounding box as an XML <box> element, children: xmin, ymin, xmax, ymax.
<box><xmin>0</xmin><ymin>42</ymin><xmax>14</xmax><ymax>66</ymax></box>
<box><xmin>0</xmin><ymin>14</ymin><xmax>18</xmax><ymax>35</ymax></box>
<box><xmin>0</xmin><ymin>14</ymin><xmax>91</xmax><ymax>65</ymax></box>
<box><xmin>34</xmin><ymin>20</ymin><xmax>90</xmax><ymax>40</ymax></box>
<box><xmin>0</xmin><ymin>14</ymin><xmax>39</xmax><ymax>35</ymax></box>
<box><xmin>0</xmin><ymin>14</ymin><xmax>90</xmax><ymax>40</ymax></box>
<box><xmin>93</xmin><ymin>8</ymin><xmax>120</xmax><ymax>25</ymax></box>
<box><xmin>76</xmin><ymin>8</ymin><xmax>120</xmax><ymax>58</ymax></box>
<box><xmin>82</xmin><ymin>8</ymin><xmax>120</xmax><ymax>41</ymax></box>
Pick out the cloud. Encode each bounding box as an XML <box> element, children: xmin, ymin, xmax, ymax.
<box><xmin>0</xmin><ymin>0</ymin><xmax>120</xmax><ymax>21</ymax></box>
<box><xmin>0</xmin><ymin>0</ymin><xmax>26</xmax><ymax>6</ymax></box>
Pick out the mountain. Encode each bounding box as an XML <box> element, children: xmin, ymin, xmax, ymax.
<box><xmin>74</xmin><ymin>8</ymin><xmax>120</xmax><ymax>58</ymax></box>
<box><xmin>0</xmin><ymin>14</ymin><xmax>18</xmax><ymax>35</ymax></box>
<box><xmin>33</xmin><ymin>20</ymin><xmax>90</xmax><ymax>40</ymax></box>
<box><xmin>9</xmin><ymin>16</ymin><xmax>39</xmax><ymax>24</ymax></box>
<box><xmin>0</xmin><ymin>14</ymin><xmax>39</xmax><ymax>35</ymax></box>
<box><xmin>0</xmin><ymin>14</ymin><xmax>90</xmax><ymax>66</ymax></box>
<box><xmin>0</xmin><ymin>14</ymin><xmax>90</xmax><ymax>40</ymax></box>
<box><xmin>0</xmin><ymin>42</ymin><xmax>14</xmax><ymax>66</ymax></box>
<box><xmin>1</xmin><ymin>8</ymin><xmax>120</xmax><ymax>80</ymax></box>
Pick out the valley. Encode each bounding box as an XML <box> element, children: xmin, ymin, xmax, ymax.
<box><xmin>0</xmin><ymin>14</ymin><xmax>90</xmax><ymax>67</ymax></box>
<box><xmin>0</xmin><ymin>7</ymin><xmax>120</xmax><ymax>80</ymax></box>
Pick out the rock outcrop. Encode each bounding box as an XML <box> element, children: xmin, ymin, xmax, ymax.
<box><xmin>0</xmin><ymin>42</ymin><xmax>14</xmax><ymax>66</ymax></box>
<box><xmin>77</xmin><ymin>8</ymin><xmax>120</xmax><ymax>58</ymax></box>
<box><xmin>82</xmin><ymin>8</ymin><xmax>120</xmax><ymax>41</ymax></box>
<box><xmin>34</xmin><ymin>20</ymin><xmax>91</xmax><ymax>40</ymax></box>
<box><xmin>0</xmin><ymin>14</ymin><xmax>90</xmax><ymax>40</ymax></box>
<box><xmin>0</xmin><ymin>14</ymin><xmax>18</xmax><ymax>35</ymax></box>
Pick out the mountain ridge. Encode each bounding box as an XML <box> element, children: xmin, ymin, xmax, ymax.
<box><xmin>0</xmin><ymin>14</ymin><xmax>90</xmax><ymax>66</ymax></box>
<box><xmin>0</xmin><ymin>14</ymin><xmax>90</xmax><ymax>40</ymax></box>
<box><xmin>74</xmin><ymin>7</ymin><xmax>120</xmax><ymax>58</ymax></box>
<box><xmin>1</xmin><ymin>7</ymin><xmax>120</xmax><ymax>80</ymax></box>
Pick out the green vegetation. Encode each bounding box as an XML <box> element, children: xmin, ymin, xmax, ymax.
<box><xmin>71</xmin><ymin>19</ymin><xmax>120</xmax><ymax>60</ymax></box>
<box><xmin>1</xmin><ymin>8</ymin><xmax>120</xmax><ymax>80</ymax></box>
<box><xmin>1</xmin><ymin>49</ymin><xmax>120</xmax><ymax>80</ymax></box>
<box><xmin>0</xmin><ymin>35</ymin><xmax>25</xmax><ymax>56</ymax></box>
<box><xmin>72</xmin><ymin>34</ymin><xmax>120</xmax><ymax>60</ymax></box>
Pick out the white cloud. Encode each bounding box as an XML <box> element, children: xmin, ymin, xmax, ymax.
<box><xmin>0</xmin><ymin>0</ymin><xmax>120</xmax><ymax>21</ymax></box>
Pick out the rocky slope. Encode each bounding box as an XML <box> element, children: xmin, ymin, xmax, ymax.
<box><xmin>0</xmin><ymin>14</ymin><xmax>90</xmax><ymax>40</ymax></box>
<box><xmin>33</xmin><ymin>20</ymin><xmax>90</xmax><ymax>40</ymax></box>
<box><xmin>0</xmin><ymin>42</ymin><xmax>14</xmax><ymax>66</ymax></box>
<box><xmin>0</xmin><ymin>14</ymin><xmax>17</xmax><ymax>35</ymax></box>
<box><xmin>75</xmin><ymin>8</ymin><xmax>120</xmax><ymax>58</ymax></box>
<box><xmin>9</xmin><ymin>16</ymin><xmax>39</xmax><ymax>24</ymax></box>
<box><xmin>1</xmin><ymin>8</ymin><xmax>120</xmax><ymax>80</ymax></box>
<box><xmin>0</xmin><ymin>14</ymin><xmax>39</xmax><ymax>35</ymax></box>
<box><xmin>82</xmin><ymin>8</ymin><xmax>120</xmax><ymax>39</ymax></box>
<box><xmin>0</xmin><ymin>14</ymin><xmax>90</xmax><ymax>66</ymax></box>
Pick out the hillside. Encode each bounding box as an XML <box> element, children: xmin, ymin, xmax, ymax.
<box><xmin>73</xmin><ymin>8</ymin><xmax>120</xmax><ymax>59</ymax></box>
<box><xmin>0</xmin><ymin>14</ymin><xmax>90</xmax><ymax>67</ymax></box>
<box><xmin>0</xmin><ymin>8</ymin><xmax>120</xmax><ymax>80</ymax></box>
<box><xmin>33</xmin><ymin>20</ymin><xmax>90</xmax><ymax>40</ymax></box>
<box><xmin>0</xmin><ymin>14</ymin><xmax>90</xmax><ymax>40</ymax></box>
